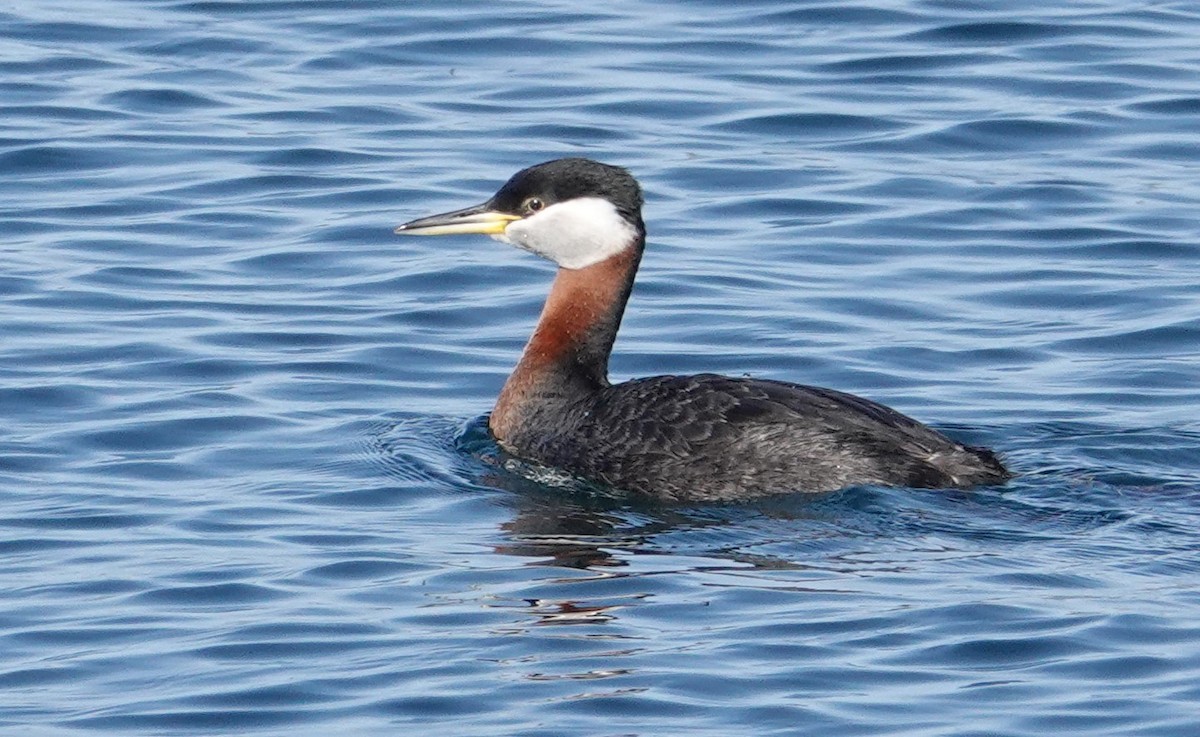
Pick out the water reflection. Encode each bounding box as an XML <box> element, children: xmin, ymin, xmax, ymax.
<box><xmin>374</xmin><ymin>412</ymin><xmax>1148</xmax><ymax>588</ymax></box>
<box><xmin>484</xmin><ymin>463</ymin><xmax>836</xmax><ymax>579</ymax></box>
<box><xmin>522</xmin><ymin>598</ymin><xmax>631</xmax><ymax>626</ymax></box>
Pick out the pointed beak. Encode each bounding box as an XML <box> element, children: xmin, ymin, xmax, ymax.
<box><xmin>394</xmin><ymin>202</ymin><xmax>521</xmax><ymax>236</ymax></box>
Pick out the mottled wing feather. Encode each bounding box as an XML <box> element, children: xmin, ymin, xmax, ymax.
<box><xmin>541</xmin><ymin>374</ymin><xmax>1006</xmax><ymax>500</ymax></box>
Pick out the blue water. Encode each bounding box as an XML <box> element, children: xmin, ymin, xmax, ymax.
<box><xmin>2</xmin><ymin>1</ymin><xmax>1199</xmax><ymax>734</ymax></box>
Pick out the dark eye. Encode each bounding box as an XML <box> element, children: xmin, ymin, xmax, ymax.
<box><xmin>524</xmin><ymin>197</ymin><xmax>544</xmax><ymax>214</ymax></box>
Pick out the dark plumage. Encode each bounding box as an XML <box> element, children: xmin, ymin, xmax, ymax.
<box><xmin>497</xmin><ymin>373</ymin><xmax>1008</xmax><ymax>502</ymax></box>
<box><xmin>396</xmin><ymin>158</ymin><xmax>1010</xmax><ymax>501</ymax></box>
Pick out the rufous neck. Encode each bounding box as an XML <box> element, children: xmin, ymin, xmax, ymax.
<box><xmin>517</xmin><ymin>244</ymin><xmax>642</xmax><ymax>388</ymax></box>
<box><xmin>490</xmin><ymin>243</ymin><xmax>642</xmax><ymax>444</ymax></box>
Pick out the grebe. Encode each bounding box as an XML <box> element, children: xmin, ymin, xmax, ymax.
<box><xmin>396</xmin><ymin>158</ymin><xmax>1010</xmax><ymax>501</ymax></box>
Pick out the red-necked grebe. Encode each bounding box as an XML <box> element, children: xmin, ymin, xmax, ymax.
<box><xmin>395</xmin><ymin>158</ymin><xmax>1010</xmax><ymax>501</ymax></box>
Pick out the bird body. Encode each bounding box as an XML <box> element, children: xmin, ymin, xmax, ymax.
<box><xmin>496</xmin><ymin>371</ymin><xmax>1008</xmax><ymax>502</ymax></box>
<box><xmin>396</xmin><ymin>158</ymin><xmax>1009</xmax><ymax>501</ymax></box>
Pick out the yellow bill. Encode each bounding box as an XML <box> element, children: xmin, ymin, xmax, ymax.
<box><xmin>394</xmin><ymin>202</ymin><xmax>521</xmax><ymax>236</ymax></box>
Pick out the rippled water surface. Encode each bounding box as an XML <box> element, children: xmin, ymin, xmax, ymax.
<box><xmin>3</xmin><ymin>1</ymin><xmax>1200</xmax><ymax>734</ymax></box>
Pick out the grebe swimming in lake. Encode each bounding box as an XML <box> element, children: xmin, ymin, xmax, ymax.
<box><xmin>395</xmin><ymin>158</ymin><xmax>1009</xmax><ymax>501</ymax></box>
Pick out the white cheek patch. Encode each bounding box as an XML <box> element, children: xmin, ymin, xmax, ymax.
<box><xmin>503</xmin><ymin>197</ymin><xmax>638</xmax><ymax>269</ymax></box>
